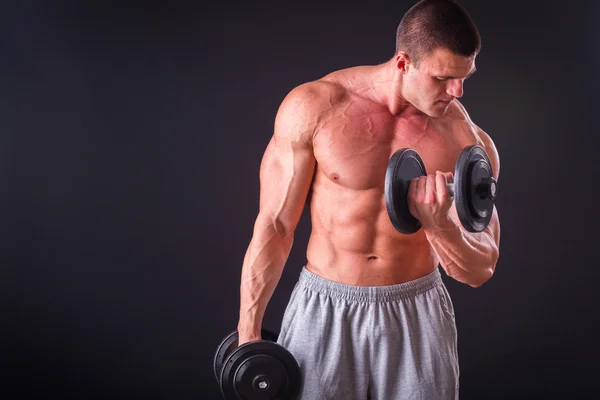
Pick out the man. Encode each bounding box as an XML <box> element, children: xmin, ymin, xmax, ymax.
<box><xmin>237</xmin><ymin>0</ymin><xmax>500</xmax><ymax>398</ymax></box>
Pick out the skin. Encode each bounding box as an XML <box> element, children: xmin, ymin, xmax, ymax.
<box><xmin>237</xmin><ymin>47</ymin><xmax>501</xmax><ymax>344</ymax></box>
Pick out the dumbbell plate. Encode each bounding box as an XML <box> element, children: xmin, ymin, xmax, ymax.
<box><xmin>213</xmin><ymin>329</ymin><xmax>279</xmax><ymax>382</ymax></box>
<box><xmin>220</xmin><ymin>340</ymin><xmax>302</xmax><ymax>400</ymax></box>
<box><xmin>385</xmin><ymin>148</ymin><xmax>427</xmax><ymax>234</ymax></box>
<box><xmin>454</xmin><ymin>145</ymin><xmax>495</xmax><ymax>232</ymax></box>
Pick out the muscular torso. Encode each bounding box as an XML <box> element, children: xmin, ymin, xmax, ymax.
<box><xmin>305</xmin><ymin>69</ymin><xmax>483</xmax><ymax>285</ymax></box>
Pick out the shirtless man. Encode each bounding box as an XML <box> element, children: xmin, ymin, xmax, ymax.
<box><xmin>237</xmin><ymin>1</ymin><xmax>500</xmax><ymax>398</ymax></box>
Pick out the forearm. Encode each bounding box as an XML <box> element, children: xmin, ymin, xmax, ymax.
<box><xmin>238</xmin><ymin>217</ymin><xmax>294</xmax><ymax>338</ymax></box>
<box><xmin>425</xmin><ymin>219</ymin><xmax>499</xmax><ymax>287</ymax></box>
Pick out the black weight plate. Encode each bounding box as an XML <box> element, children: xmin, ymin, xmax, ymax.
<box><xmin>454</xmin><ymin>145</ymin><xmax>495</xmax><ymax>232</ymax></box>
<box><xmin>214</xmin><ymin>329</ymin><xmax>280</xmax><ymax>383</ymax></box>
<box><xmin>470</xmin><ymin>160</ymin><xmax>495</xmax><ymax>219</ymax></box>
<box><xmin>214</xmin><ymin>331</ymin><xmax>239</xmax><ymax>382</ymax></box>
<box><xmin>234</xmin><ymin>354</ymin><xmax>286</xmax><ymax>399</ymax></box>
<box><xmin>384</xmin><ymin>149</ymin><xmax>427</xmax><ymax>234</ymax></box>
<box><xmin>220</xmin><ymin>341</ymin><xmax>302</xmax><ymax>400</ymax></box>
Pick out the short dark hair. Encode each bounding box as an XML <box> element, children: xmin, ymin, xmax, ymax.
<box><xmin>395</xmin><ymin>0</ymin><xmax>481</xmax><ymax>66</ymax></box>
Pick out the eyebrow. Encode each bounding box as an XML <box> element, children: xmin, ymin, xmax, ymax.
<box><xmin>438</xmin><ymin>67</ymin><xmax>477</xmax><ymax>80</ymax></box>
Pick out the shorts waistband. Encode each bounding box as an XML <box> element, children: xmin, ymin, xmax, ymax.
<box><xmin>297</xmin><ymin>266</ymin><xmax>443</xmax><ymax>303</ymax></box>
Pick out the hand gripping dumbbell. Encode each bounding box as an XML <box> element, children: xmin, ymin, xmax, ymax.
<box><xmin>384</xmin><ymin>144</ymin><xmax>498</xmax><ymax>234</ymax></box>
<box><xmin>213</xmin><ymin>329</ymin><xmax>302</xmax><ymax>400</ymax></box>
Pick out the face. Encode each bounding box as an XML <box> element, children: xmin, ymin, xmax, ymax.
<box><xmin>398</xmin><ymin>48</ymin><xmax>477</xmax><ymax>117</ymax></box>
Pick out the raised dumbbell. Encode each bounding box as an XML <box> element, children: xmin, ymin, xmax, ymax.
<box><xmin>384</xmin><ymin>144</ymin><xmax>498</xmax><ymax>234</ymax></box>
<box><xmin>213</xmin><ymin>329</ymin><xmax>302</xmax><ymax>400</ymax></box>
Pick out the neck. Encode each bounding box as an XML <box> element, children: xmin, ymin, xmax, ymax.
<box><xmin>368</xmin><ymin>59</ymin><xmax>425</xmax><ymax>118</ymax></box>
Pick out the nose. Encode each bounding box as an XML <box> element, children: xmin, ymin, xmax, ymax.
<box><xmin>446</xmin><ymin>79</ymin><xmax>464</xmax><ymax>99</ymax></box>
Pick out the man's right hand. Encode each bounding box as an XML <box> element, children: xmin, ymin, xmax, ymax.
<box><xmin>237</xmin><ymin>334</ymin><xmax>262</xmax><ymax>346</ymax></box>
<box><xmin>237</xmin><ymin>326</ymin><xmax>262</xmax><ymax>346</ymax></box>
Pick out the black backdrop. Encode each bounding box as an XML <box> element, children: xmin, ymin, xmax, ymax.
<box><xmin>2</xmin><ymin>0</ymin><xmax>599</xmax><ymax>399</ymax></box>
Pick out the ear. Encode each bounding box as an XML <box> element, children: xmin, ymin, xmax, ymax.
<box><xmin>395</xmin><ymin>51</ymin><xmax>411</xmax><ymax>74</ymax></box>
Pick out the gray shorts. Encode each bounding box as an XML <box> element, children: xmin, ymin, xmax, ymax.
<box><xmin>277</xmin><ymin>266</ymin><xmax>459</xmax><ymax>400</ymax></box>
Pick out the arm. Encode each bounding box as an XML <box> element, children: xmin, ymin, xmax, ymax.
<box><xmin>426</xmin><ymin>129</ymin><xmax>500</xmax><ymax>287</ymax></box>
<box><xmin>237</xmin><ymin>84</ymin><xmax>320</xmax><ymax>343</ymax></box>
<box><xmin>414</xmin><ymin>128</ymin><xmax>501</xmax><ymax>288</ymax></box>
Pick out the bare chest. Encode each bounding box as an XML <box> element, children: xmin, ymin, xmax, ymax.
<box><xmin>313</xmin><ymin>109</ymin><xmax>470</xmax><ymax>190</ymax></box>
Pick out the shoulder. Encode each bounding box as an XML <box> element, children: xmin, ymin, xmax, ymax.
<box><xmin>449</xmin><ymin>100</ymin><xmax>500</xmax><ymax>179</ymax></box>
<box><xmin>277</xmin><ymin>80</ymin><xmax>346</xmax><ymax>116</ymax></box>
<box><xmin>274</xmin><ymin>80</ymin><xmax>347</xmax><ymax>143</ymax></box>
<box><xmin>276</xmin><ymin>64</ymin><xmax>374</xmax><ymax>123</ymax></box>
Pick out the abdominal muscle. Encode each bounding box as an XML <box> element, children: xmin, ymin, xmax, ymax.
<box><xmin>300</xmin><ymin>80</ymin><xmax>472</xmax><ymax>286</ymax></box>
<box><xmin>304</xmin><ymin>172</ymin><xmax>438</xmax><ymax>286</ymax></box>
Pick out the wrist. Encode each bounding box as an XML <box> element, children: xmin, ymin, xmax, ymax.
<box><xmin>432</xmin><ymin>216</ymin><xmax>459</xmax><ymax>231</ymax></box>
<box><xmin>424</xmin><ymin>217</ymin><xmax>460</xmax><ymax>236</ymax></box>
<box><xmin>237</xmin><ymin>320</ymin><xmax>261</xmax><ymax>338</ymax></box>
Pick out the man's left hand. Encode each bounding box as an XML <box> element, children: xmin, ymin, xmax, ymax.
<box><xmin>407</xmin><ymin>171</ymin><xmax>456</xmax><ymax>231</ymax></box>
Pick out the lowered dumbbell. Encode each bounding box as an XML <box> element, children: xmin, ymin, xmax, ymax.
<box><xmin>213</xmin><ymin>329</ymin><xmax>302</xmax><ymax>400</ymax></box>
<box><xmin>385</xmin><ymin>144</ymin><xmax>497</xmax><ymax>234</ymax></box>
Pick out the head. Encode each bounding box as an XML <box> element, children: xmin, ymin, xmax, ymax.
<box><xmin>394</xmin><ymin>0</ymin><xmax>481</xmax><ymax>117</ymax></box>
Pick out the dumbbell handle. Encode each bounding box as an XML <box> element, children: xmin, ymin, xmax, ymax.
<box><xmin>446</xmin><ymin>177</ymin><xmax>498</xmax><ymax>200</ymax></box>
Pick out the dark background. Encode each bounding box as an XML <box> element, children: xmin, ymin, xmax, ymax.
<box><xmin>1</xmin><ymin>0</ymin><xmax>598</xmax><ymax>398</ymax></box>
